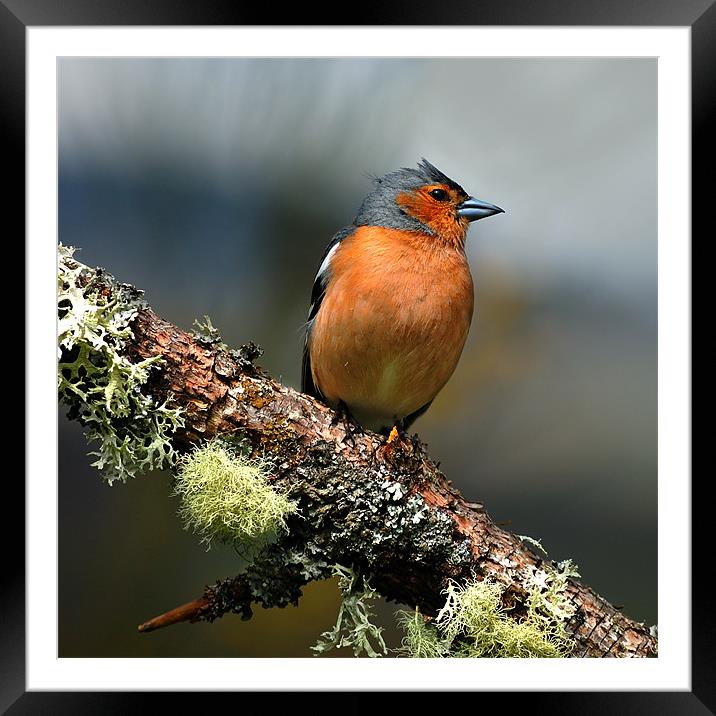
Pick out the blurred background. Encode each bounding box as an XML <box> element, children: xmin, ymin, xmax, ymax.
<box><xmin>58</xmin><ymin>58</ymin><xmax>657</xmax><ymax>657</ymax></box>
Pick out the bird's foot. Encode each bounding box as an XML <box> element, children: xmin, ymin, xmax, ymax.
<box><xmin>331</xmin><ymin>400</ymin><xmax>363</xmax><ymax>447</ymax></box>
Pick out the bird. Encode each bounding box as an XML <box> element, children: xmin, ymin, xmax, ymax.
<box><xmin>301</xmin><ymin>158</ymin><xmax>503</xmax><ymax>436</ymax></box>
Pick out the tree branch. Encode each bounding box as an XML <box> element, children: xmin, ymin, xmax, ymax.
<box><xmin>60</xmin><ymin>252</ymin><xmax>657</xmax><ymax>658</ymax></box>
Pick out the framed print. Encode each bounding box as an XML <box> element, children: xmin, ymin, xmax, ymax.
<box><xmin>8</xmin><ymin>0</ymin><xmax>705</xmax><ymax>711</ymax></box>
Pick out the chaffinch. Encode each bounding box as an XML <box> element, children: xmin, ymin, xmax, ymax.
<box><xmin>302</xmin><ymin>159</ymin><xmax>503</xmax><ymax>434</ymax></box>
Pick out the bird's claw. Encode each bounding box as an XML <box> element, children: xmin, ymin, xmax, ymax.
<box><xmin>331</xmin><ymin>400</ymin><xmax>363</xmax><ymax>447</ymax></box>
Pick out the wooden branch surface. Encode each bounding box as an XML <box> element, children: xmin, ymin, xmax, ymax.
<box><xmin>114</xmin><ymin>298</ymin><xmax>658</xmax><ymax>659</ymax></box>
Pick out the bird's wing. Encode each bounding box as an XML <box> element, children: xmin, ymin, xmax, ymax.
<box><xmin>302</xmin><ymin>225</ymin><xmax>356</xmax><ymax>398</ymax></box>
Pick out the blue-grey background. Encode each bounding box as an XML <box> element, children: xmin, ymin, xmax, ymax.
<box><xmin>58</xmin><ymin>58</ymin><xmax>656</xmax><ymax>657</ymax></box>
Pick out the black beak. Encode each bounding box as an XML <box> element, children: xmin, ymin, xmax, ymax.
<box><xmin>457</xmin><ymin>196</ymin><xmax>505</xmax><ymax>222</ymax></box>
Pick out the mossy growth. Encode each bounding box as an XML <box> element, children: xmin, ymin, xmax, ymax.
<box><xmin>58</xmin><ymin>244</ymin><xmax>185</xmax><ymax>484</ymax></box>
<box><xmin>312</xmin><ymin>565</ymin><xmax>388</xmax><ymax>658</ymax></box>
<box><xmin>396</xmin><ymin>560</ymin><xmax>580</xmax><ymax>658</ymax></box>
<box><xmin>172</xmin><ymin>439</ymin><xmax>298</xmax><ymax>550</ymax></box>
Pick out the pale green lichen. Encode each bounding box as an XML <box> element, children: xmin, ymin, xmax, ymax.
<box><xmin>312</xmin><ymin>565</ymin><xmax>387</xmax><ymax>658</ymax></box>
<box><xmin>57</xmin><ymin>244</ymin><xmax>184</xmax><ymax>484</ymax></box>
<box><xmin>523</xmin><ymin>559</ymin><xmax>581</xmax><ymax>645</ymax></box>
<box><xmin>396</xmin><ymin>607</ymin><xmax>449</xmax><ymax>658</ymax></box>
<box><xmin>191</xmin><ymin>314</ymin><xmax>222</xmax><ymax>344</ymax></box>
<box><xmin>396</xmin><ymin>560</ymin><xmax>580</xmax><ymax>658</ymax></box>
<box><xmin>518</xmin><ymin>534</ymin><xmax>549</xmax><ymax>556</ymax></box>
<box><xmin>173</xmin><ymin>440</ymin><xmax>298</xmax><ymax>550</ymax></box>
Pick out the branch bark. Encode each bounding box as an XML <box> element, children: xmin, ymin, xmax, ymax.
<box><xmin>63</xmin><ymin>257</ymin><xmax>657</xmax><ymax>658</ymax></box>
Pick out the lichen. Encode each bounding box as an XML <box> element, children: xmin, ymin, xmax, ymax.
<box><xmin>172</xmin><ymin>439</ymin><xmax>298</xmax><ymax>550</ymax></box>
<box><xmin>396</xmin><ymin>607</ymin><xmax>449</xmax><ymax>658</ymax></box>
<box><xmin>396</xmin><ymin>561</ymin><xmax>579</xmax><ymax>658</ymax></box>
<box><xmin>227</xmin><ymin>441</ymin><xmax>475</xmax><ymax>640</ymax></box>
<box><xmin>191</xmin><ymin>314</ymin><xmax>263</xmax><ymax>371</ymax></box>
<box><xmin>293</xmin><ymin>448</ymin><xmax>465</xmax><ymax>576</ymax></box>
<box><xmin>57</xmin><ymin>244</ymin><xmax>184</xmax><ymax>483</ymax></box>
<box><xmin>523</xmin><ymin>559</ymin><xmax>581</xmax><ymax>645</ymax></box>
<box><xmin>312</xmin><ymin>565</ymin><xmax>387</xmax><ymax>658</ymax></box>
<box><xmin>191</xmin><ymin>314</ymin><xmax>222</xmax><ymax>345</ymax></box>
<box><xmin>518</xmin><ymin>534</ymin><xmax>549</xmax><ymax>556</ymax></box>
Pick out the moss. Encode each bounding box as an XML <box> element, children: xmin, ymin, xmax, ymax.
<box><xmin>173</xmin><ymin>439</ymin><xmax>298</xmax><ymax>550</ymax></box>
<box><xmin>396</xmin><ymin>561</ymin><xmax>580</xmax><ymax>658</ymax></box>
<box><xmin>57</xmin><ymin>245</ymin><xmax>184</xmax><ymax>483</ymax></box>
<box><xmin>312</xmin><ymin>565</ymin><xmax>387</xmax><ymax>658</ymax></box>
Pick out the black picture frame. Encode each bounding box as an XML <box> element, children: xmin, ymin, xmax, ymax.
<box><xmin>8</xmin><ymin>1</ymin><xmax>705</xmax><ymax>712</ymax></box>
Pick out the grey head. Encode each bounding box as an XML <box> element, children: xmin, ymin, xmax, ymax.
<box><xmin>354</xmin><ymin>158</ymin><xmax>469</xmax><ymax>235</ymax></box>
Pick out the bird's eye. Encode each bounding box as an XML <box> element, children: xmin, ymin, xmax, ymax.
<box><xmin>429</xmin><ymin>188</ymin><xmax>448</xmax><ymax>201</ymax></box>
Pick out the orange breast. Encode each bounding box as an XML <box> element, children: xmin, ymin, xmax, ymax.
<box><xmin>309</xmin><ymin>226</ymin><xmax>474</xmax><ymax>429</ymax></box>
